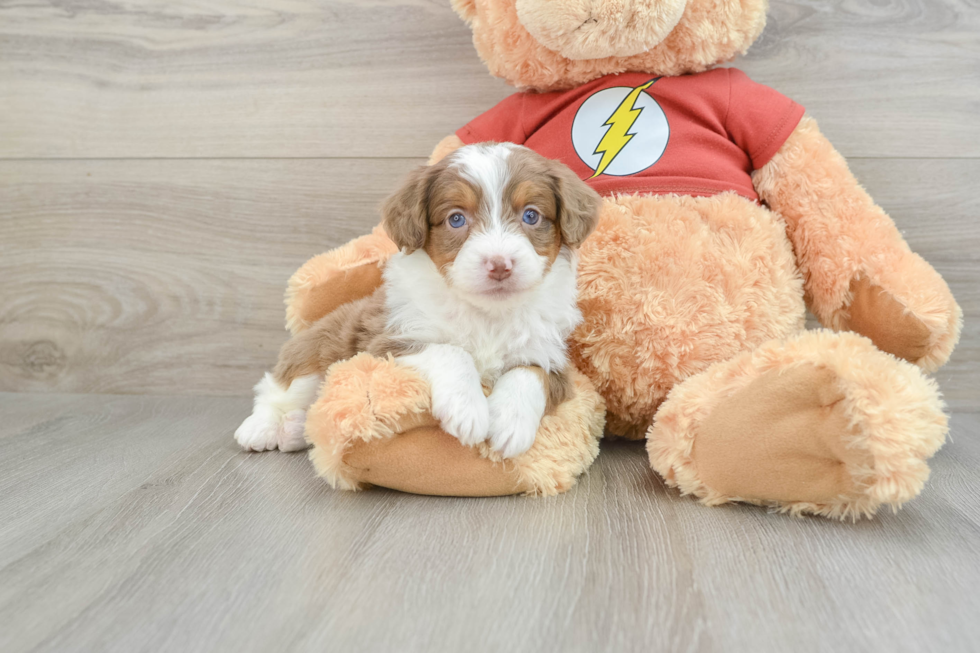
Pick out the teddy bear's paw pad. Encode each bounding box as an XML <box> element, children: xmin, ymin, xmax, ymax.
<box><xmin>691</xmin><ymin>363</ymin><xmax>869</xmax><ymax>505</ymax></box>
<box><xmin>842</xmin><ymin>276</ymin><xmax>934</xmax><ymax>365</ymax></box>
<box><xmin>235</xmin><ymin>408</ymin><xmax>283</xmax><ymax>452</ymax></box>
<box><xmin>277</xmin><ymin>410</ymin><xmax>310</xmax><ymax>452</ymax></box>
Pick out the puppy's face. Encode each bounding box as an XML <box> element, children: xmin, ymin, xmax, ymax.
<box><xmin>382</xmin><ymin>144</ymin><xmax>601</xmax><ymax>302</ymax></box>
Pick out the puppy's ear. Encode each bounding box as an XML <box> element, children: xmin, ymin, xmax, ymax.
<box><xmin>382</xmin><ymin>164</ymin><xmax>436</xmax><ymax>252</ymax></box>
<box><xmin>551</xmin><ymin>161</ymin><xmax>601</xmax><ymax>248</ymax></box>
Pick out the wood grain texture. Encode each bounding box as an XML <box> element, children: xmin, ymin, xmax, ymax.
<box><xmin>0</xmin><ymin>158</ymin><xmax>420</xmax><ymax>396</ymax></box>
<box><xmin>0</xmin><ymin>0</ymin><xmax>978</xmax><ymax>159</ymax></box>
<box><xmin>1</xmin><ymin>392</ymin><xmax>978</xmax><ymax>653</ymax></box>
<box><xmin>2</xmin><ymin>157</ymin><xmax>976</xmax><ymax>409</ymax></box>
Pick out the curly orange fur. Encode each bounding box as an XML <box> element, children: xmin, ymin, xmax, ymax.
<box><xmin>285</xmin><ymin>0</ymin><xmax>957</xmax><ymax>512</ymax></box>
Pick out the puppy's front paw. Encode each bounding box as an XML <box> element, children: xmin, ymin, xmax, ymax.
<box><xmin>487</xmin><ymin>369</ymin><xmax>546</xmax><ymax>459</ymax></box>
<box><xmin>235</xmin><ymin>407</ymin><xmax>281</xmax><ymax>452</ymax></box>
<box><xmin>488</xmin><ymin>398</ymin><xmax>541</xmax><ymax>459</ymax></box>
<box><xmin>432</xmin><ymin>384</ymin><xmax>490</xmax><ymax>447</ymax></box>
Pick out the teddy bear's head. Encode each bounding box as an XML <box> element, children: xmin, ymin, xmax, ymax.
<box><xmin>451</xmin><ymin>0</ymin><xmax>768</xmax><ymax>91</ymax></box>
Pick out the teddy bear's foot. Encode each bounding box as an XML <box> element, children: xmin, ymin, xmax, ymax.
<box><xmin>648</xmin><ymin>330</ymin><xmax>948</xmax><ymax>519</ymax></box>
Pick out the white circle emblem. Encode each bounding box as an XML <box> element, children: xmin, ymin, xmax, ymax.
<box><xmin>571</xmin><ymin>82</ymin><xmax>669</xmax><ymax>178</ymax></box>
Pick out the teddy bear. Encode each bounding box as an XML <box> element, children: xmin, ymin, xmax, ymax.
<box><xmin>282</xmin><ymin>0</ymin><xmax>961</xmax><ymax>518</ymax></box>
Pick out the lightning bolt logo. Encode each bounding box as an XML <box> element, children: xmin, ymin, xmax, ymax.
<box><xmin>590</xmin><ymin>78</ymin><xmax>658</xmax><ymax>179</ymax></box>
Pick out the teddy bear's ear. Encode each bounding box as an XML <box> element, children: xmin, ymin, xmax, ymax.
<box><xmin>450</xmin><ymin>0</ymin><xmax>477</xmax><ymax>23</ymax></box>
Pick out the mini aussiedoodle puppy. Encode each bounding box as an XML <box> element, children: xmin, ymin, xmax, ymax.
<box><xmin>236</xmin><ymin>143</ymin><xmax>601</xmax><ymax>459</ymax></box>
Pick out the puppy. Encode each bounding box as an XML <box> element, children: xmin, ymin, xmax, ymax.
<box><xmin>235</xmin><ymin>143</ymin><xmax>601</xmax><ymax>458</ymax></box>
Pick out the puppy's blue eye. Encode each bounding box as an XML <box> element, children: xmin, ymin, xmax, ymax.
<box><xmin>523</xmin><ymin>208</ymin><xmax>540</xmax><ymax>225</ymax></box>
<box><xmin>448</xmin><ymin>213</ymin><xmax>466</xmax><ymax>228</ymax></box>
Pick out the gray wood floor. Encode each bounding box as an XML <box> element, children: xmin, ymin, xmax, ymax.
<box><xmin>1</xmin><ymin>0</ymin><xmax>978</xmax><ymax>651</ymax></box>
<box><xmin>1</xmin><ymin>394</ymin><xmax>978</xmax><ymax>653</ymax></box>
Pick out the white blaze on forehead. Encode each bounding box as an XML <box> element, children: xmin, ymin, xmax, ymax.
<box><xmin>445</xmin><ymin>144</ymin><xmax>549</xmax><ymax>300</ymax></box>
<box><xmin>451</xmin><ymin>143</ymin><xmax>517</xmax><ymax>229</ymax></box>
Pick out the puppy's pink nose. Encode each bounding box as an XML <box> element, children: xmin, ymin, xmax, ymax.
<box><xmin>485</xmin><ymin>256</ymin><xmax>513</xmax><ymax>281</ymax></box>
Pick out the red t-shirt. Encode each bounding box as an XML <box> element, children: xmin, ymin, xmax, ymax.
<box><xmin>456</xmin><ymin>68</ymin><xmax>804</xmax><ymax>201</ymax></box>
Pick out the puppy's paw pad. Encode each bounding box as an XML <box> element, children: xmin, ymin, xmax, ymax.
<box><xmin>277</xmin><ymin>410</ymin><xmax>310</xmax><ymax>452</ymax></box>
<box><xmin>235</xmin><ymin>411</ymin><xmax>281</xmax><ymax>452</ymax></box>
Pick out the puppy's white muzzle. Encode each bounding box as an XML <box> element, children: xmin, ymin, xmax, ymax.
<box><xmin>449</xmin><ymin>227</ymin><xmax>546</xmax><ymax>300</ymax></box>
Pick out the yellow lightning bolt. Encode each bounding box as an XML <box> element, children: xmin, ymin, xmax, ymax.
<box><xmin>590</xmin><ymin>79</ymin><xmax>657</xmax><ymax>179</ymax></box>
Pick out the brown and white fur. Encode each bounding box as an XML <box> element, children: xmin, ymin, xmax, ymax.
<box><xmin>235</xmin><ymin>143</ymin><xmax>601</xmax><ymax>458</ymax></box>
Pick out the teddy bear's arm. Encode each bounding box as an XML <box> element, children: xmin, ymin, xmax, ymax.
<box><xmin>753</xmin><ymin>115</ymin><xmax>961</xmax><ymax>371</ymax></box>
<box><xmin>282</xmin><ymin>135</ymin><xmax>466</xmax><ymax>331</ymax></box>
<box><xmin>283</xmin><ymin>226</ymin><xmax>397</xmax><ymax>335</ymax></box>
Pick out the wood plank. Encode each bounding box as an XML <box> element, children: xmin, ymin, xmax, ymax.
<box><xmin>0</xmin><ymin>0</ymin><xmax>977</xmax><ymax>159</ymax></box>
<box><xmin>849</xmin><ymin>158</ymin><xmax>980</xmax><ymax>263</ymax></box>
<box><xmin>1</xmin><ymin>393</ymin><xmax>978</xmax><ymax>652</ymax></box>
<box><xmin>0</xmin><ymin>157</ymin><xmax>421</xmax><ymax>396</ymax></box>
<box><xmin>742</xmin><ymin>0</ymin><xmax>980</xmax><ymax>158</ymax></box>
<box><xmin>1</xmin><ymin>157</ymin><xmax>977</xmax><ymax>409</ymax></box>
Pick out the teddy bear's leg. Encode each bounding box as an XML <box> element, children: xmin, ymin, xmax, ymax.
<box><xmin>753</xmin><ymin>116</ymin><xmax>962</xmax><ymax>372</ymax></box>
<box><xmin>647</xmin><ymin>330</ymin><xmax>947</xmax><ymax>519</ymax></box>
<box><xmin>284</xmin><ymin>225</ymin><xmax>398</xmax><ymax>335</ymax></box>
<box><xmin>341</xmin><ymin>425</ymin><xmax>528</xmax><ymax>497</ymax></box>
<box><xmin>306</xmin><ymin>354</ymin><xmax>605</xmax><ymax>497</ymax></box>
